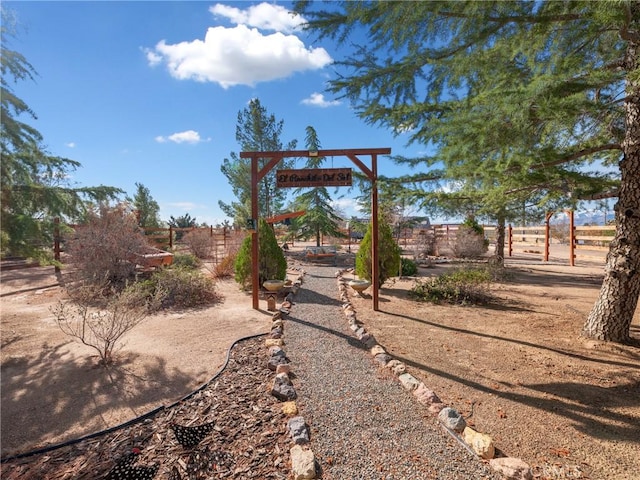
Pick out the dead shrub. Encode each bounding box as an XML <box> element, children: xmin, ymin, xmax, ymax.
<box><xmin>183</xmin><ymin>229</ymin><xmax>213</xmax><ymax>259</ymax></box>
<box><xmin>452</xmin><ymin>225</ymin><xmax>489</xmax><ymax>258</ymax></box>
<box><xmin>150</xmin><ymin>267</ymin><xmax>220</xmax><ymax>308</ymax></box>
<box><xmin>65</xmin><ymin>204</ymin><xmax>150</xmax><ymax>289</ymax></box>
<box><xmin>213</xmin><ymin>252</ymin><xmax>237</xmax><ymax>279</ymax></box>
<box><xmin>52</xmin><ymin>283</ymin><xmax>161</xmax><ymax>366</ymax></box>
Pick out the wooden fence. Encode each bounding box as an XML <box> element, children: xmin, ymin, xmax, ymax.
<box><xmin>407</xmin><ymin>215</ymin><xmax>612</xmax><ymax>266</ymax></box>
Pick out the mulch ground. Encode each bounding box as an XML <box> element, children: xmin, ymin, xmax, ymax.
<box><xmin>0</xmin><ymin>337</ymin><xmax>292</xmax><ymax>480</ymax></box>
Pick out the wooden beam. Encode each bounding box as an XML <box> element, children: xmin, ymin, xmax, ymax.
<box><xmin>251</xmin><ymin>157</ymin><xmax>259</xmax><ymax>309</ymax></box>
<box><xmin>241</xmin><ymin>148</ymin><xmax>391</xmax><ymax>159</ymax></box>
<box><xmin>266</xmin><ymin>210</ymin><xmax>306</xmax><ymax>224</ymax></box>
<box><xmin>371</xmin><ymin>154</ymin><xmax>379</xmax><ymax>311</ymax></box>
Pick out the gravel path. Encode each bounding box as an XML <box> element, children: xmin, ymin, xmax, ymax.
<box><xmin>285</xmin><ymin>265</ymin><xmax>501</xmax><ymax>479</ymax></box>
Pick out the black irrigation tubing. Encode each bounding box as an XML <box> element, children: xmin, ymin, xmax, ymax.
<box><xmin>1</xmin><ymin>331</ymin><xmax>268</xmax><ymax>463</ymax></box>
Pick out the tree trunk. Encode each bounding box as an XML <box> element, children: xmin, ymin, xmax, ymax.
<box><xmin>583</xmin><ymin>36</ymin><xmax>640</xmax><ymax>343</ymax></box>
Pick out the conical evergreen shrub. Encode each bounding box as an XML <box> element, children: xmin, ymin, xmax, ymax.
<box><xmin>355</xmin><ymin>219</ymin><xmax>401</xmax><ymax>286</ymax></box>
<box><xmin>235</xmin><ymin>218</ymin><xmax>287</xmax><ymax>289</ymax></box>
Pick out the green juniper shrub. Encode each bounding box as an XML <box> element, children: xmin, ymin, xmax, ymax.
<box><xmin>409</xmin><ymin>266</ymin><xmax>493</xmax><ymax>305</ymax></box>
<box><xmin>234</xmin><ymin>218</ymin><xmax>287</xmax><ymax>289</ymax></box>
<box><xmin>171</xmin><ymin>252</ymin><xmax>200</xmax><ymax>270</ymax></box>
<box><xmin>401</xmin><ymin>257</ymin><xmax>418</xmax><ymax>276</ymax></box>
<box><xmin>355</xmin><ymin>219</ymin><xmax>401</xmax><ymax>286</ymax></box>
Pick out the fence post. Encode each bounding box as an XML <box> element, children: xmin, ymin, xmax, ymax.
<box><xmin>544</xmin><ymin>212</ymin><xmax>552</xmax><ymax>262</ymax></box>
<box><xmin>568</xmin><ymin>210</ymin><xmax>575</xmax><ymax>266</ymax></box>
<box><xmin>508</xmin><ymin>224</ymin><xmax>513</xmax><ymax>257</ymax></box>
<box><xmin>169</xmin><ymin>226</ymin><xmax>173</xmax><ymax>250</ymax></box>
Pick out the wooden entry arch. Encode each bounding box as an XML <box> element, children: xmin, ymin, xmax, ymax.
<box><xmin>239</xmin><ymin>148</ymin><xmax>391</xmax><ymax>311</ymax></box>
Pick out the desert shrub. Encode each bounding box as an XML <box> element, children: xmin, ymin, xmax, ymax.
<box><xmin>409</xmin><ymin>266</ymin><xmax>493</xmax><ymax>305</ymax></box>
<box><xmin>453</xmin><ymin>217</ymin><xmax>489</xmax><ymax>259</ymax></box>
<box><xmin>235</xmin><ymin>219</ymin><xmax>287</xmax><ymax>289</ymax></box>
<box><xmin>401</xmin><ymin>257</ymin><xmax>418</xmax><ymax>276</ymax></box>
<box><xmin>52</xmin><ymin>283</ymin><xmax>161</xmax><ymax>366</ymax></box>
<box><xmin>183</xmin><ymin>229</ymin><xmax>213</xmax><ymax>259</ymax></box>
<box><xmin>214</xmin><ymin>252</ymin><xmax>236</xmax><ymax>279</ymax></box>
<box><xmin>413</xmin><ymin>229</ymin><xmax>437</xmax><ymax>258</ymax></box>
<box><xmin>172</xmin><ymin>252</ymin><xmax>200</xmax><ymax>270</ymax></box>
<box><xmin>355</xmin><ymin>219</ymin><xmax>401</xmax><ymax>286</ymax></box>
<box><xmin>65</xmin><ymin>204</ymin><xmax>150</xmax><ymax>289</ymax></box>
<box><xmin>148</xmin><ymin>267</ymin><xmax>219</xmax><ymax>309</ymax></box>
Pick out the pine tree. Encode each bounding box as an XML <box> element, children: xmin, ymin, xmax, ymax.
<box><xmin>219</xmin><ymin>99</ymin><xmax>297</xmax><ymax>225</ymax></box>
<box><xmin>296</xmin><ymin>1</ymin><xmax>640</xmax><ymax>343</ymax></box>
<box><xmin>290</xmin><ymin>126</ymin><xmax>344</xmax><ymax>245</ymax></box>
<box><xmin>1</xmin><ymin>10</ymin><xmax>121</xmax><ymax>260</ymax></box>
<box><xmin>128</xmin><ymin>182</ymin><xmax>161</xmax><ymax>228</ymax></box>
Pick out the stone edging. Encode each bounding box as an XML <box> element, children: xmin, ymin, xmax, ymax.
<box><xmin>263</xmin><ymin>268</ymin><xmax>318</xmax><ymax>480</ymax></box>
<box><xmin>335</xmin><ymin>269</ymin><xmax>534</xmax><ymax>480</ymax></box>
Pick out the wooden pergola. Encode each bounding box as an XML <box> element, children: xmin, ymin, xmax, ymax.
<box><xmin>239</xmin><ymin>148</ymin><xmax>391</xmax><ymax>311</ymax></box>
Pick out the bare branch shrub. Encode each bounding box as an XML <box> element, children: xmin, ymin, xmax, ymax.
<box><xmin>51</xmin><ymin>284</ymin><xmax>160</xmax><ymax>366</ymax></box>
<box><xmin>65</xmin><ymin>204</ymin><xmax>150</xmax><ymax>289</ymax></box>
<box><xmin>413</xmin><ymin>229</ymin><xmax>436</xmax><ymax>259</ymax></box>
<box><xmin>183</xmin><ymin>229</ymin><xmax>213</xmax><ymax>259</ymax></box>
<box><xmin>452</xmin><ymin>225</ymin><xmax>489</xmax><ymax>258</ymax></box>
<box><xmin>213</xmin><ymin>252</ymin><xmax>236</xmax><ymax>279</ymax></box>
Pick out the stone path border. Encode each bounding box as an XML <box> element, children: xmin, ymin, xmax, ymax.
<box><xmin>335</xmin><ymin>269</ymin><xmax>534</xmax><ymax>480</ymax></box>
<box><xmin>264</xmin><ymin>265</ymin><xmax>534</xmax><ymax>480</ymax></box>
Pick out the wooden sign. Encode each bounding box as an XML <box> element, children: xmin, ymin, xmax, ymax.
<box><xmin>276</xmin><ymin>168</ymin><xmax>352</xmax><ymax>188</ymax></box>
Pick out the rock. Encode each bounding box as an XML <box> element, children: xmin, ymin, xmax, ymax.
<box><xmin>398</xmin><ymin>373</ymin><xmax>421</xmax><ymax>391</ymax></box>
<box><xmin>370</xmin><ymin>345</ymin><xmax>386</xmax><ymax>356</ymax></box>
<box><xmin>269</xmin><ymin>330</ymin><xmax>283</xmax><ymax>339</ymax></box>
<box><xmin>374</xmin><ymin>353</ymin><xmax>392</xmax><ymax>366</ymax></box>
<box><xmin>489</xmin><ymin>457</ymin><xmax>533</xmax><ymax>480</ymax></box>
<box><xmin>265</xmin><ymin>338</ymin><xmax>285</xmax><ymax>347</ymax></box>
<box><xmin>386</xmin><ymin>359</ymin><xmax>406</xmax><ymax>375</ymax></box>
<box><xmin>462</xmin><ymin>427</ymin><xmax>495</xmax><ymax>459</ymax></box>
<box><xmin>281</xmin><ymin>401</ymin><xmax>298</xmax><ymax>416</ymax></box>
<box><xmin>438</xmin><ymin>407</ymin><xmax>466</xmax><ymax>433</ymax></box>
<box><xmin>275</xmin><ymin>363</ymin><xmax>291</xmax><ymax>375</ymax></box>
<box><xmin>360</xmin><ymin>334</ymin><xmax>377</xmax><ymax>349</ymax></box>
<box><xmin>413</xmin><ymin>383</ymin><xmax>442</xmax><ymax>406</ymax></box>
<box><xmin>290</xmin><ymin>445</ymin><xmax>316</xmax><ymax>480</ymax></box>
<box><xmin>427</xmin><ymin>402</ymin><xmax>446</xmax><ymax>414</ymax></box>
<box><xmin>271</xmin><ymin>311</ymin><xmax>282</xmax><ymax>320</ymax></box>
<box><xmin>269</xmin><ymin>346</ymin><xmax>285</xmax><ymax>357</ymax></box>
<box><xmin>268</xmin><ymin>355</ymin><xmax>289</xmax><ymax>371</ymax></box>
<box><xmin>271</xmin><ymin>319</ymin><xmax>284</xmax><ymax>329</ymax></box>
<box><xmin>287</xmin><ymin>416</ymin><xmax>310</xmax><ymax>444</ymax></box>
<box><xmin>271</xmin><ymin>373</ymin><xmax>297</xmax><ymax>401</ymax></box>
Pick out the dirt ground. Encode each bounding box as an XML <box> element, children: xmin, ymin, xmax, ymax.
<box><xmin>0</xmin><ymin>265</ymin><xmax>272</xmax><ymax>458</ymax></box>
<box><xmin>1</xmin><ymin>252</ymin><xmax>639</xmax><ymax>480</ymax></box>
<box><xmin>343</xmin><ymin>258</ymin><xmax>640</xmax><ymax>480</ymax></box>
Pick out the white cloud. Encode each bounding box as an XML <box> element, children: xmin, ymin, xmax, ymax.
<box><xmin>301</xmin><ymin>92</ymin><xmax>341</xmax><ymax>108</ymax></box>
<box><xmin>210</xmin><ymin>2</ymin><xmax>304</xmax><ymax>33</ymax></box>
<box><xmin>65</xmin><ymin>142</ymin><xmax>76</xmax><ymax>148</ymax></box>
<box><xmin>146</xmin><ymin>4</ymin><xmax>332</xmax><ymax>89</ymax></box>
<box><xmin>155</xmin><ymin>130</ymin><xmax>209</xmax><ymax>144</ymax></box>
<box><xmin>331</xmin><ymin>197</ymin><xmax>364</xmax><ymax>217</ymax></box>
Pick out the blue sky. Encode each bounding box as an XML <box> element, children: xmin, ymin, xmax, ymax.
<box><xmin>5</xmin><ymin>1</ymin><xmax>428</xmax><ymax>226</ymax></box>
